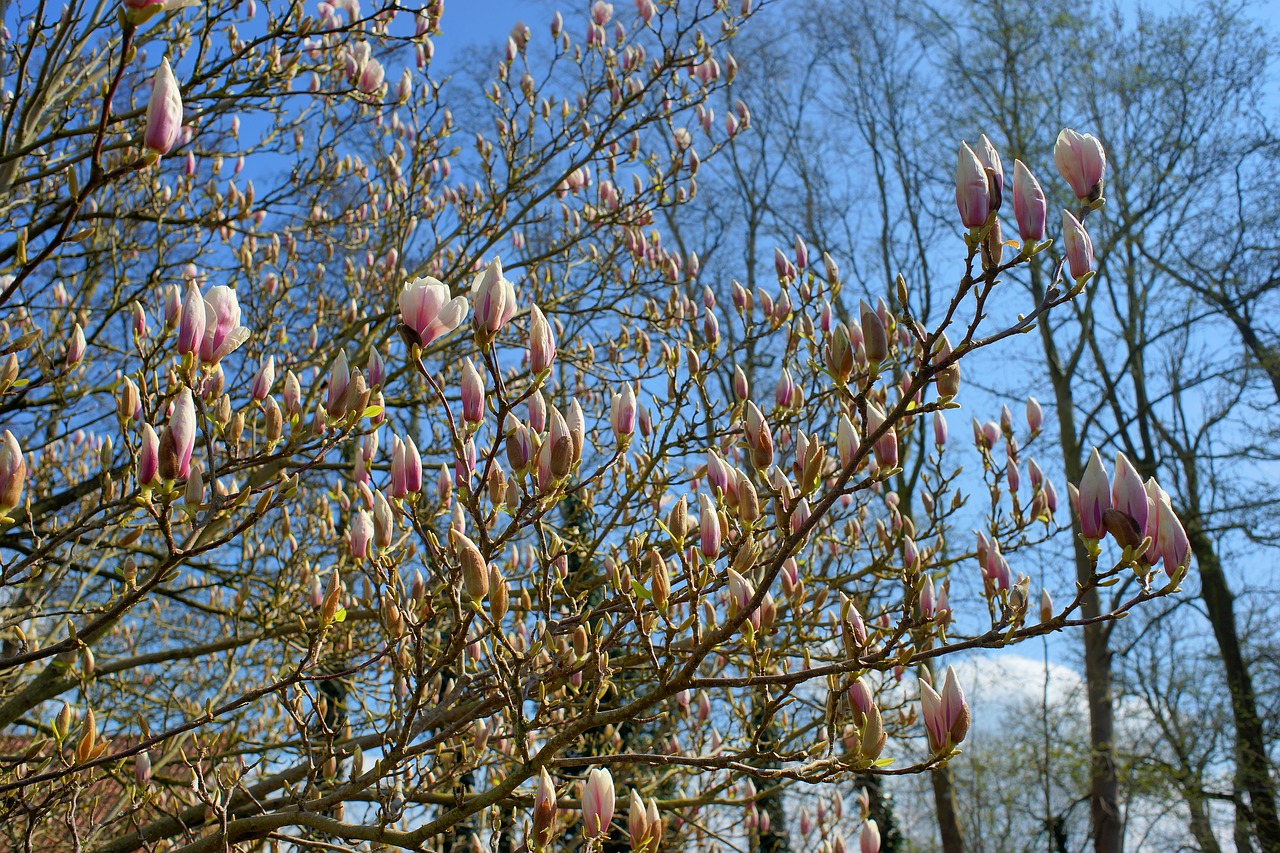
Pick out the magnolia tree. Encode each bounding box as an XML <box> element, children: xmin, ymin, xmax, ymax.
<box><xmin>0</xmin><ymin>0</ymin><xmax>1190</xmax><ymax>850</ymax></box>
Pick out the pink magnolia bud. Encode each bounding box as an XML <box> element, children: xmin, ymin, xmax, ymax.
<box><xmin>528</xmin><ymin>304</ymin><xmax>556</xmax><ymax>374</ymax></box>
<box><xmin>865</xmin><ymin>402</ymin><xmax>897</xmax><ymax>470</ymax></box>
<box><xmin>698</xmin><ymin>493</ymin><xmax>721</xmax><ymax>560</ymax></box>
<box><xmin>528</xmin><ymin>390</ymin><xmax>548</xmax><ymax>434</ymax></box>
<box><xmin>349</xmin><ymin>510</ymin><xmax>373</xmax><ymax>560</ymax></box>
<box><xmin>471</xmin><ymin>258</ymin><xmax>518</xmax><ymax>343</ymax></box>
<box><xmin>66</xmin><ymin>323</ymin><xmax>86</xmax><ymax>368</ymax></box>
<box><xmin>158</xmin><ymin>388</ymin><xmax>196</xmax><ymax>481</ymax></box>
<box><xmin>0</xmin><ymin>431</ymin><xmax>26</xmax><ymax>516</ymax></box>
<box><xmin>726</xmin><ymin>567</ymin><xmax>759</xmax><ymax>630</ymax></box>
<box><xmin>144</xmin><ymin>58</ymin><xmax>183</xmax><ymax>156</ymax></box>
<box><xmin>1158</xmin><ymin>499</ymin><xmax>1191</xmax><ymax>576</ymax></box>
<box><xmin>199</xmin><ymin>286</ymin><xmax>249</xmax><ymax>365</ymax></box>
<box><xmin>794</xmin><ymin>235</ymin><xmax>808</xmax><ymax>270</ymax></box>
<box><xmin>920</xmin><ymin>666</ymin><xmax>969</xmax><ymax>752</ymax></box>
<box><xmin>733</xmin><ymin>364</ymin><xmax>750</xmax><ymax>400</ymax></box>
<box><xmin>706</xmin><ymin>449</ymin><xmax>730</xmax><ymax>497</ymax></box>
<box><xmin>775</xmin><ymin>368</ymin><xmax>795</xmax><ymax>408</ymax></box>
<box><xmin>1078</xmin><ymin>448</ymin><xmax>1111</xmax><ymax>540</ymax></box>
<box><xmin>976</xmin><ymin>133</ymin><xmax>1004</xmax><ymax>199</ymax></box>
<box><xmin>1012</xmin><ymin>159</ymin><xmax>1047</xmax><ymax>242</ymax></box>
<box><xmin>251</xmin><ymin>356</ymin><xmax>275</xmax><ymax>401</ymax></box>
<box><xmin>773</xmin><ymin>247</ymin><xmax>795</xmax><ymax>282</ymax></box>
<box><xmin>920</xmin><ymin>574</ymin><xmax>936</xmax><ymax>618</ymax></box>
<box><xmin>506</xmin><ymin>421</ymin><xmax>533</xmax><ymax>472</ymax></box>
<box><xmin>282</xmin><ymin>370</ymin><xmax>301</xmax><ymax>417</ymax></box>
<box><xmin>827</xmin><ymin>322</ymin><xmax>855</xmax><ymax>384</ymax></box>
<box><xmin>860</xmin><ymin>820</ymin><xmax>881</xmax><ymax>853</ymax></box>
<box><xmin>325</xmin><ymin>351</ymin><xmax>350</xmax><ymax>418</ymax></box>
<box><xmin>582</xmin><ymin>767</ymin><xmax>615</xmax><ymax>839</ymax></box>
<box><xmin>1054</xmin><ymin>128</ymin><xmax>1106</xmax><ymax>200</ymax></box>
<box><xmin>628</xmin><ymin>788</ymin><xmax>651</xmax><ymax>849</ymax></box>
<box><xmin>1061</xmin><ymin>210</ymin><xmax>1094</xmax><ymax>280</ymax></box>
<box><xmin>955</xmin><ymin>141</ymin><xmax>990</xmax><ymax>229</ymax></box>
<box><xmin>611</xmin><ymin>383</ymin><xmax>636</xmax><ymax>442</ymax></box>
<box><xmin>138</xmin><ymin>423</ymin><xmax>160</xmax><ymax>487</ymax></box>
<box><xmin>131</xmin><ymin>301</ymin><xmax>148</xmax><ymax>338</ymax></box>
<box><xmin>859</xmin><ymin>301</ymin><xmax>887</xmax><ymax>366</ymax></box>
<box><xmin>1111</xmin><ymin>451</ymin><xmax>1148</xmax><ymax>536</ymax></box>
<box><xmin>461</xmin><ymin>358</ymin><xmax>485</xmax><ymax>424</ymax></box>
<box><xmin>837</xmin><ymin>413</ymin><xmax>860</xmax><ymax>469</ymax></box>
<box><xmin>981</xmin><ymin>420</ymin><xmax>1000</xmax><ymax>449</ymax></box>
<box><xmin>164</xmin><ymin>283</ymin><xmax>182</xmax><ymax>329</ymax></box>
<box><xmin>176</xmin><ymin>280</ymin><xmax>206</xmax><ymax>356</ymax></box>
<box><xmin>366</xmin><ymin>349</ymin><xmax>385</xmax><ymax>387</ymax></box>
<box><xmin>743</xmin><ymin>401</ymin><xmax>774</xmax><ymax>469</ymax></box>
<box><xmin>135</xmin><ymin>750</ymin><xmax>152</xmax><ymax>787</ymax></box>
<box><xmin>373</xmin><ymin>489</ymin><xmax>393</xmax><ymax>549</ymax></box>
<box><xmin>848</xmin><ymin>677</ymin><xmax>873</xmax><ymax>718</ymax></box>
<box><xmin>1026</xmin><ymin>396</ymin><xmax>1043</xmax><ymax>433</ymax></box>
<box><xmin>390</xmin><ymin>436</ymin><xmax>422</xmax><ymax>498</ymax></box>
<box><xmin>1027</xmin><ymin>457</ymin><xmax>1044</xmax><ymax>492</ymax></box>
<box><xmin>399</xmin><ymin>277</ymin><xmax>468</xmax><ymax>347</ymax></box>
<box><xmin>532</xmin><ymin>768</ymin><xmax>558</xmax><ymax>849</ymax></box>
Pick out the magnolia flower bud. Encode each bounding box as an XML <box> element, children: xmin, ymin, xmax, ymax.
<box><xmin>648</xmin><ymin>550</ymin><xmax>670</xmax><ymax>611</ymax></box>
<box><xmin>582</xmin><ymin>767</ymin><xmax>615</xmax><ymax>839</ymax></box>
<box><xmin>349</xmin><ymin>510</ymin><xmax>373</xmax><ymax>560</ymax></box>
<box><xmin>955</xmin><ymin>141</ymin><xmax>990</xmax><ymax>229</ymax></box>
<box><xmin>1078</xmin><ymin>448</ymin><xmax>1110</xmax><ymax>540</ymax></box>
<box><xmin>246</xmin><ymin>356</ymin><xmax>274</xmax><ymax>402</ymax></box>
<box><xmin>532</xmin><ymin>768</ymin><xmax>558</xmax><ymax>849</ymax></box>
<box><xmin>698</xmin><ymin>492</ymin><xmax>721</xmax><ymax>560</ymax></box>
<box><xmin>859</xmin><ymin>301</ymin><xmax>887</xmax><ymax>365</ymax></box>
<box><xmin>263</xmin><ymin>395</ymin><xmax>283</xmax><ymax>442</ymax></box>
<box><xmin>611</xmin><ymin>384</ymin><xmax>636</xmax><ymax>444</ymax></box>
<box><xmin>461</xmin><ymin>358</ymin><xmax>485</xmax><ymax>424</ymax></box>
<box><xmin>488</xmin><ymin>565</ymin><xmax>509</xmax><ymax>621</ymax></box>
<box><xmin>144</xmin><ymin>58</ymin><xmax>183</xmax><ymax>156</ymax></box>
<box><xmin>158</xmin><ymin>388</ymin><xmax>197</xmax><ymax>481</ymax></box>
<box><xmin>325</xmin><ymin>351</ymin><xmax>351</xmax><ymax>419</ymax></box>
<box><xmin>455</xmin><ymin>532</ymin><xmax>488</xmax><ymax>600</ymax></box>
<box><xmin>66</xmin><ymin>323</ymin><xmax>86</xmax><ymax>368</ymax></box>
<box><xmin>1112</xmin><ymin>451</ymin><xmax>1148</xmax><ymax>536</ymax></box>
<box><xmin>0</xmin><ymin>431</ymin><xmax>26</xmax><ymax>517</ymax></box>
<box><xmin>1054</xmin><ymin>128</ymin><xmax>1106</xmax><ymax>200</ymax></box>
<box><xmin>1012</xmin><ymin>159</ymin><xmax>1047</xmax><ymax>242</ymax></box>
<box><xmin>1026</xmin><ymin>396</ymin><xmax>1043</xmax><ymax>433</ymax></box>
<box><xmin>528</xmin><ymin>304</ymin><xmax>556</xmax><ymax>374</ymax></box>
<box><xmin>921</xmin><ymin>666</ymin><xmax>970</xmax><ymax>752</ymax></box>
<box><xmin>373</xmin><ymin>490</ymin><xmax>393</xmax><ymax>550</ymax></box>
<box><xmin>177</xmin><ymin>281</ymin><xmax>205</xmax><ymax>357</ymax></box>
<box><xmin>1061</xmin><ymin>210</ymin><xmax>1094</xmax><ymax>281</ymax></box>
<box><xmin>860</xmin><ymin>820</ymin><xmax>881</xmax><ymax>853</ymax></box>
<box><xmin>827</xmin><ymin>322</ymin><xmax>855</xmax><ymax>384</ymax></box>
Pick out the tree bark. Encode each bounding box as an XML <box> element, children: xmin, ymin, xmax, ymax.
<box><xmin>1034</xmin><ymin>261</ymin><xmax>1122</xmax><ymax>853</ymax></box>
<box><xmin>929</xmin><ymin>766</ymin><xmax>965</xmax><ymax>853</ymax></box>
<box><xmin>1185</xmin><ymin>513</ymin><xmax>1280</xmax><ymax>853</ymax></box>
